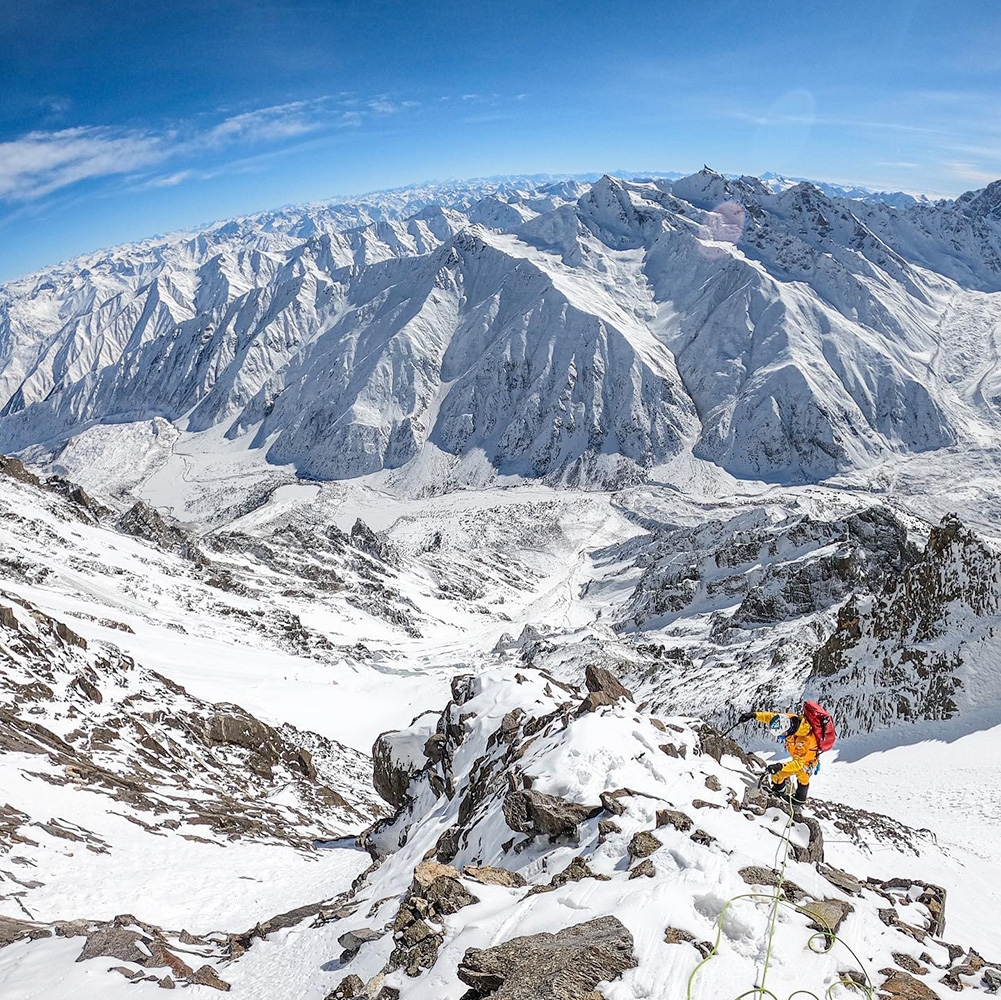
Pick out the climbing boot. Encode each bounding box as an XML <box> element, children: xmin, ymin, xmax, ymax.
<box><xmin>793</xmin><ymin>781</ymin><xmax>809</xmax><ymax>803</ymax></box>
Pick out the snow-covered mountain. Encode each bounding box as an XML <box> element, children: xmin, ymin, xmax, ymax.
<box><xmin>4</xmin><ymin>169</ymin><xmax>1001</xmax><ymax>999</ymax></box>
<box><xmin>3</xmin><ymin>170</ymin><xmax>1001</xmax><ymax>491</ymax></box>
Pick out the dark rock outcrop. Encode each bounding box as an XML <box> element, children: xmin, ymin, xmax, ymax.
<box><xmin>456</xmin><ymin>915</ymin><xmax>636</xmax><ymax>999</ymax></box>
<box><xmin>502</xmin><ymin>789</ymin><xmax>601</xmax><ymax>840</ymax></box>
<box><xmin>579</xmin><ymin>664</ymin><xmax>634</xmax><ymax>713</ymax></box>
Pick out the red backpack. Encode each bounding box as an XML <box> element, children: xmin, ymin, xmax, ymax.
<box><xmin>802</xmin><ymin>701</ymin><xmax>837</xmax><ymax>752</ymax></box>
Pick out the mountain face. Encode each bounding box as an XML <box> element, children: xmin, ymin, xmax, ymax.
<box><xmin>2</xmin><ymin>170</ymin><xmax>1001</xmax><ymax>489</ymax></box>
<box><xmin>3</xmin><ymin>171</ymin><xmax>1001</xmax><ymax>998</ymax></box>
<box><xmin>810</xmin><ymin>513</ymin><xmax>1001</xmax><ymax>737</ymax></box>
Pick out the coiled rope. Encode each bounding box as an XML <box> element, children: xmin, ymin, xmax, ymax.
<box><xmin>685</xmin><ymin>781</ymin><xmax>877</xmax><ymax>1000</ymax></box>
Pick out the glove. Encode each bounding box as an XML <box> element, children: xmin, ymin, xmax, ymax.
<box><xmin>766</xmin><ymin>762</ymin><xmax>785</xmax><ymax>774</ymax></box>
<box><xmin>737</xmin><ymin>711</ymin><xmax>755</xmax><ymax>724</ymax></box>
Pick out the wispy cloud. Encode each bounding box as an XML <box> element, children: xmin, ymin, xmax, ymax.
<box><xmin>0</xmin><ymin>95</ymin><xmax>421</xmax><ymax>204</ymax></box>
<box><xmin>945</xmin><ymin>161</ymin><xmax>1001</xmax><ymax>186</ymax></box>
<box><xmin>0</xmin><ymin>126</ymin><xmax>167</xmax><ymax>200</ymax></box>
<box><xmin>205</xmin><ymin>100</ymin><xmax>327</xmax><ymax>145</ymax></box>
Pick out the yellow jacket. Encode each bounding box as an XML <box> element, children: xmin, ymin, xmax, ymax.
<box><xmin>755</xmin><ymin>712</ymin><xmax>819</xmax><ymax>766</ymax></box>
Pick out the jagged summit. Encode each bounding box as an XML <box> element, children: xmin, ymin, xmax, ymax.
<box><xmin>2</xmin><ymin>169</ymin><xmax>1001</xmax><ymax>497</ymax></box>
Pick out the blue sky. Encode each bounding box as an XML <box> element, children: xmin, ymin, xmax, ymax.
<box><xmin>2</xmin><ymin>0</ymin><xmax>1000</xmax><ymax>281</ymax></box>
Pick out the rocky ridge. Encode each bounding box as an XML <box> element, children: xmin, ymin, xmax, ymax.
<box><xmin>811</xmin><ymin>513</ymin><xmax>1001</xmax><ymax>736</ymax></box>
<box><xmin>0</xmin><ymin>592</ymin><xmax>381</xmax><ymax>915</ymax></box>
<box><xmin>294</xmin><ymin>665</ymin><xmax>1000</xmax><ymax>999</ymax></box>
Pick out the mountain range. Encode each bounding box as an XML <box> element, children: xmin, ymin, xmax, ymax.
<box><xmin>3</xmin><ymin>169</ymin><xmax>1000</xmax><ymax>493</ymax></box>
<box><xmin>2</xmin><ymin>170</ymin><xmax>1001</xmax><ymax>999</ymax></box>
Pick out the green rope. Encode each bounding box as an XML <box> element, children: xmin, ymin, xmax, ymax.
<box><xmin>685</xmin><ymin>781</ymin><xmax>878</xmax><ymax>1000</ymax></box>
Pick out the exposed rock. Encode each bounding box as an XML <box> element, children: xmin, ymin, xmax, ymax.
<box><xmin>350</xmin><ymin>520</ymin><xmax>393</xmax><ymax>563</ymax></box>
<box><xmin>76</xmin><ymin>924</ymin><xmax>148</xmax><ymax>964</ymax></box>
<box><xmin>502</xmin><ymin>789</ymin><xmax>601</xmax><ymax>840</ymax></box>
<box><xmin>529</xmin><ymin>856</ymin><xmax>610</xmax><ymax>895</ymax></box>
<box><xmin>738</xmin><ymin>867</ymin><xmax>805</xmax><ymax>901</ymax></box>
<box><xmin>579</xmin><ymin>665</ymin><xmax>633</xmax><ymax>712</ymax></box>
<box><xmin>412</xmin><ymin>860</ymin><xmax>462</xmax><ymax>890</ymax></box>
<box><xmin>664</xmin><ymin>926</ymin><xmax>713</xmax><ymax>959</ymax></box>
<box><xmin>693</xmin><ymin>723</ymin><xmax>757</xmax><ymax>766</ymax></box>
<box><xmin>189</xmin><ymin>965</ymin><xmax>231</xmax><ymax>991</ymax></box>
<box><xmin>597</xmin><ymin>818</ymin><xmax>620</xmax><ymax>842</ymax></box>
<box><xmin>325</xmin><ymin>975</ymin><xmax>365</xmax><ymax>1000</ymax></box>
<box><xmin>338</xmin><ymin>926</ymin><xmax>382</xmax><ymax>959</ymax></box>
<box><xmin>655</xmin><ymin>808</ymin><xmax>693</xmax><ymax>833</ymax></box>
<box><xmin>423</xmin><ymin>872</ymin><xmax>479</xmax><ymax>915</ymax></box>
<box><xmin>629</xmin><ymin>859</ymin><xmax>656</xmax><ymax>880</ymax></box>
<box><xmin>389</xmin><ymin>862</ymin><xmax>480</xmax><ymax>977</ymax></box>
<box><xmin>790</xmin><ymin>815</ymin><xmax>825</xmax><ymax>864</ymax></box>
<box><xmin>0</xmin><ymin>916</ymin><xmax>51</xmax><ymax>946</ymax></box>
<box><xmin>818</xmin><ymin>864</ymin><xmax>862</xmax><ymax>896</ymax></box>
<box><xmin>118</xmin><ymin>501</ymin><xmax>197</xmax><ymax>559</ymax></box>
<box><xmin>464</xmin><ymin>866</ymin><xmax>526</xmax><ymax>888</ymax></box>
<box><xmin>812</xmin><ymin>515</ymin><xmax>1001</xmax><ymax>737</ymax></box>
<box><xmin>456</xmin><ymin>914</ymin><xmax>636</xmax><ymax>999</ymax></box>
<box><xmin>938</xmin><ymin>949</ymin><xmax>1000</xmax><ymax>992</ymax></box>
<box><xmin>800</xmin><ymin>898</ymin><xmax>853</xmax><ymax>940</ymax></box>
<box><xmin>599</xmin><ymin>790</ymin><xmax>627</xmax><ymax>816</ymax></box>
<box><xmin>892</xmin><ymin>953</ymin><xmax>929</xmax><ymax>975</ymax></box>
<box><xmin>878</xmin><ymin>968</ymin><xmax>941</xmax><ymax>998</ymax></box>
<box><xmin>0</xmin><ymin>455</ymin><xmax>40</xmax><ymax>486</ymax></box>
<box><xmin>627</xmin><ymin>830</ymin><xmax>661</xmax><ymax>860</ymax></box>
<box><xmin>372</xmin><ymin>727</ymin><xmax>429</xmax><ymax>809</ymax></box>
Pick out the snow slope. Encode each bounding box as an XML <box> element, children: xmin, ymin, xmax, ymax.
<box><xmin>3</xmin><ymin>170</ymin><xmax>1001</xmax><ymax>489</ymax></box>
<box><xmin>2</xmin><ymin>169</ymin><xmax>1001</xmax><ymax>998</ymax></box>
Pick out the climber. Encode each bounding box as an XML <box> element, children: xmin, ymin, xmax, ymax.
<box><xmin>736</xmin><ymin>702</ymin><xmax>836</xmax><ymax>803</ymax></box>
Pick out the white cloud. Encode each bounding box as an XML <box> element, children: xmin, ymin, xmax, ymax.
<box><xmin>0</xmin><ymin>127</ymin><xmax>166</xmax><ymax>200</ymax></box>
<box><xmin>205</xmin><ymin>100</ymin><xmax>326</xmax><ymax>145</ymax></box>
<box><xmin>0</xmin><ymin>94</ymin><xmax>426</xmax><ymax>203</ymax></box>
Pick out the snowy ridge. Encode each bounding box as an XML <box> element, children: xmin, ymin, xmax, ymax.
<box><xmin>2</xmin><ymin>170</ymin><xmax>1001</xmax><ymax>489</ymax></box>
<box><xmin>811</xmin><ymin>513</ymin><xmax>1001</xmax><ymax>736</ymax></box>
<box><xmin>262</xmin><ymin>664</ymin><xmax>998</xmax><ymax>999</ymax></box>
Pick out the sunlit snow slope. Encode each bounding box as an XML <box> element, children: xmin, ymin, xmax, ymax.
<box><xmin>4</xmin><ymin>171</ymin><xmax>1001</xmax><ymax>489</ymax></box>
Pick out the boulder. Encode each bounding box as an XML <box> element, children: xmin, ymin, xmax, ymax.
<box><xmin>579</xmin><ymin>665</ymin><xmax>633</xmax><ymax>712</ymax></box>
<box><xmin>456</xmin><ymin>914</ymin><xmax>636</xmax><ymax>999</ymax></box>
<box><xmin>338</xmin><ymin>927</ymin><xmax>382</xmax><ymax>959</ymax></box>
<box><xmin>325</xmin><ymin>975</ymin><xmax>365</xmax><ymax>999</ymax></box>
<box><xmin>799</xmin><ymin>899</ymin><xmax>853</xmax><ymax>938</ymax></box>
<box><xmin>502</xmin><ymin>790</ymin><xmax>601</xmax><ymax>840</ymax></box>
<box><xmin>655</xmin><ymin>808</ymin><xmax>693</xmax><ymax>833</ymax></box>
<box><xmin>627</xmin><ymin>831</ymin><xmax>661</xmax><ymax>860</ymax></box>
<box><xmin>738</xmin><ymin>867</ymin><xmax>805</xmax><ymax>901</ymax></box>
<box><xmin>629</xmin><ymin>859</ymin><xmax>656</xmax><ymax>880</ymax></box>
<box><xmin>877</xmin><ymin>969</ymin><xmax>941</xmax><ymax>998</ymax></box>
<box><xmin>372</xmin><ymin>724</ymin><xmax>435</xmax><ymax>809</ymax></box>
<box><xmin>529</xmin><ymin>856</ymin><xmax>610</xmax><ymax>895</ymax></box>
<box><xmin>464</xmin><ymin>866</ymin><xmax>527</xmax><ymax>888</ymax></box>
